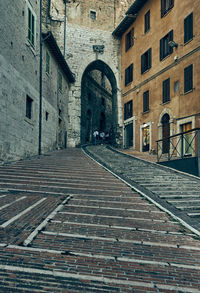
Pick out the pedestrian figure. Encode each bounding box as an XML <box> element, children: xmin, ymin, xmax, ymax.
<box><xmin>93</xmin><ymin>130</ymin><xmax>99</xmax><ymax>145</ymax></box>
<box><xmin>99</xmin><ymin>131</ymin><xmax>105</xmax><ymax>144</ymax></box>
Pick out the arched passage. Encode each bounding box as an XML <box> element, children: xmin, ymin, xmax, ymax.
<box><xmin>81</xmin><ymin>60</ymin><xmax>119</xmax><ymax>145</ymax></box>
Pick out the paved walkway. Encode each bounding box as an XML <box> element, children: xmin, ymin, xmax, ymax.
<box><xmin>0</xmin><ymin>148</ymin><xmax>200</xmax><ymax>292</ymax></box>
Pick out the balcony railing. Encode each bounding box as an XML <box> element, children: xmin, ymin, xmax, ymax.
<box><xmin>156</xmin><ymin>128</ymin><xmax>200</xmax><ymax>163</ymax></box>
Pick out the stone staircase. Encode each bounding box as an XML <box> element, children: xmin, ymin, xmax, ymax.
<box><xmin>85</xmin><ymin>145</ymin><xmax>200</xmax><ymax>233</ymax></box>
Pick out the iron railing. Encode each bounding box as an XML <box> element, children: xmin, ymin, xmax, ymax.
<box><xmin>156</xmin><ymin>128</ymin><xmax>200</xmax><ymax>163</ymax></box>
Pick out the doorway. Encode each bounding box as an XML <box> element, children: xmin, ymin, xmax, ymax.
<box><xmin>162</xmin><ymin>113</ymin><xmax>170</xmax><ymax>153</ymax></box>
<box><xmin>124</xmin><ymin>122</ymin><xmax>133</xmax><ymax>148</ymax></box>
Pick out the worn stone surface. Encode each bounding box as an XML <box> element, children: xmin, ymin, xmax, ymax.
<box><xmin>0</xmin><ymin>148</ymin><xmax>200</xmax><ymax>291</ymax></box>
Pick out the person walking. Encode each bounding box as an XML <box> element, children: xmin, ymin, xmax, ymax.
<box><xmin>93</xmin><ymin>130</ymin><xmax>99</xmax><ymax>145</ymax></box>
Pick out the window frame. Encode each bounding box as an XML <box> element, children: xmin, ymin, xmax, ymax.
<box><xmin>161</xmin><ymin>0</ymin><xmax>174</xmax><ymax>17</ymax></box>
<box><xmin>160</xmin><ymin>30</ymin><xmax>173</xmax><ymax>61</ymax></box>
<box><xmin>125</xmin><ymin>28</ymin><xmax>134</xmax><ymax>52</ymax></box>
<box><xmin>144</xmin><ymin>10</ymin><xmax>150</xmax><ymax>33</ymax></box>
<box><xmin>125</xmin><ymin>63</ymin><xmax>133</xmax><ymax>86</ymax></box>
<box><xmin>184</xmin><ymin>64</ymin><xmax>193</xmax><ymax>94</ymax></box>
<box><xmin>26</xmin><ymin>95</ymin><xmax>33</xmax><ymax>120</ymax></box>
<box><xmin>124</xmin><ymin>100</ymin><xmax>133</xmax><ymax>120</ymax></box>
<box><xmin>141</xmin><ymin>48</ymin><xmax>152</xmax><ymax>74</ymax></box>
<box><xmin>143</xmin><ymin>90</ymin><xmax>149</xmax><ymax>113</ymax></box>
<box><xmin>27</xmin><ymin>1</ymin><xmax>36</xmax><ymax>48</ymax></box>
<box><xmin>184</xmin><ymin>12</ymin><xmax>193</xmax><ymax>44</ymax></box>
<box><xmin>162</xmin><ymin>78</ymin><xmax>170</xmax><ymax>103</ymax></box>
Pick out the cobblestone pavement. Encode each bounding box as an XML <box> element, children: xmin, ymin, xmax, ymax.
<box><xmin>0</xmin><ymin>148</ymin><xmax>200</xmax><ymax>292</ymax></box>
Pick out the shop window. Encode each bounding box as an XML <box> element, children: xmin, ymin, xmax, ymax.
<box><xmin>125</xmin><ymin>28</ymin><xmax>134</xmax><ymax>51</ymax></box>
<box><xmin>142</xmin><ymin>125</ymin><xmax>150</xmax><ymax>152</ymax></box>
<box><xmin>144</xmin><ymin>10</ymin><xmax>150</xmax><ymax>33</ymax></box>
<box><xmin>161</xmin><ymin>0</ymin><xmax>174</xmax><ymax>17</ymax></box>
<box><xmin>125</xmin><ymin>63</ymin><xmax>133</xmax><ymax>86</ymax></box>
<box><xmin>160</xmin><ymin>30</ymin><xmax>173</xmax><ymax>61</ymax></box>
<box><xmin>143</xmin><ymin>90</ymin><xmax>149</xmax><ymax>112</ymax></box>
<box><xmin>182</xmin><ymin>122</ymin><xmax>193</xmax><ymax>156</ymax></box>
<box><xmin>141</xmin><ymin>48</ymin><xmax>151</xmax><ymax>74</ymax></box>
<box><xmin>162</xmin><ymin>78</ymin><xmax>170</xmax><ymax>103</ymax></box>
<box><xmin>124</xmin><ymin>100</ymin><xmax>133</xmax><ymax>120</ymax></box>
<box><xmin>184</xmin><ymin>64</ymin><xmax>193</xmax><ymax>93</ymax></box>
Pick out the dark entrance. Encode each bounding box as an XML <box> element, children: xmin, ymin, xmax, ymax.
<box><xmin>124</xmin><ymin>122</ymin><xmax>133</xmax><ymax>148</ymax></box>
<box><xmin>162</xmin><ymin>114</ymin><xmax>170</xmax><ymax>153</ymax></box>
<box><xmin>81</xmin><ymin>60</ymin><xmax>118</xmax><ymax>145</ymax></box>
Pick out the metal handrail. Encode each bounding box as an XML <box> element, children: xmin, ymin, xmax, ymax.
<box><xmin>156</xmin><ymin>128</ymin><xmax>200</xmax><ymax>163</ymax></box>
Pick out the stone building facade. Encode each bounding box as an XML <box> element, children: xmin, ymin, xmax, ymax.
<box><xmin>0</xmin><ymin>0</ymin><xmax>74</xmax><ymax>163</ymax></box>
<box><xmin>114</xmin><ymin>0</ymin><xmax>200</xmax><ymax>154</ymax></box>
<box><xmin>44</xmin><ymin>0</ymin><xmax>133</xmax><ymax>147</ymax></box>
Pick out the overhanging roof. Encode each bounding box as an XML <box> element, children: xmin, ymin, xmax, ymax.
<box><xmin>112</xmin><ymin>0</ymin><xmax>148</xmax><ymax>38</ymax></box>
<box><xmin>42</xmin><ymin>31</ymin><xmax>75</xmax><ymax>83</ymax></box>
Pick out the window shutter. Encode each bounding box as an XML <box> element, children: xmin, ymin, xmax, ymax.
<box><xmin>160</xmin><ymin>39</ymin><xmax>163</xmax><ymax>61</ymax></box>
<box><xmin>169</xmin><ymin>30</ymin><xmax>173</xmax><ymax>54</ymax></box>
<box><xmin>148</xmin><ymin>48</ymin><xmax>152</xmax><ymax>68</ymax></box>
<box><xmin>141</xmin><ymin>54</ymin><xmax>144</xmax><ymax>74</ymax></box>
<box><xmin>161</xmin><ymin>0</ymin><xmax>164</xmax><ymax>17</ymax></box>
<box><xmin>130</xmin><ymin>63</ymin><xmax>133</xmax><ymax>82</ymax></box>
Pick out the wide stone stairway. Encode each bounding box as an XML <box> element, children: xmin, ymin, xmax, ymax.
<box><xmin>0</xmin><ymin>147</ymin><xmax>200</xmax><ymax>292</ymax></box>
<box><xmin>85</xmin><ymin>145</ymin><xmax>200</xmax><ymax>234</ymax></box>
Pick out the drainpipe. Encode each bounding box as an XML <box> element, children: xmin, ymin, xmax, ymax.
<box><xmin>63</xmin><ymin>0</ymin><xmax>67</xmax><ymax>58</ymax></box>
<box><xmin>38</xmin><ymin>0</ymin><xmax>43</xmax><ymax>155</ymax></box>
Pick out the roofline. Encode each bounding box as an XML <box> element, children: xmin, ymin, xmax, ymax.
<box><xmin>42</xmin><ymin>31</ymin><xmax>75</xmax><ymax>83</ymax></box>
<box><xmin>112</xmin><ymin>0</ymin><xmax>148</xmax><ymax>38</ymax></box>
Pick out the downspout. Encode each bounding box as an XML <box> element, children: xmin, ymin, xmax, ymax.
<box><xmin>63</xmin><ymin>0</ymin><xmax>67</xmax><ymax>58</ymax></box>
<box><xmin>38</xmin><ymin>0</ymin><xmax>43</xmax><ymax>155</ymax></box>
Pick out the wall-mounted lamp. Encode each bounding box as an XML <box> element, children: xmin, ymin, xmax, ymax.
<box><xmin>168</xmin><ymin>40</ymin><xmax>178</xmax><ymax>48</ymax></box>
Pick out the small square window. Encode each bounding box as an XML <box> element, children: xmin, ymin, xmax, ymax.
<box><xmin>26</xmin><ymin>95</ymin><xmax>33</xmax><ymax>119</ymax></box>
<box><xmin>90</xmin><ymin>10</ymin><xmax>96</xmax><ymax>20</ymax></box>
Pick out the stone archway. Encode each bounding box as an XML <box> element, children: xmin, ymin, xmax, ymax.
<box><xmin>81</xmin><ymin>60</ymin><xmax>120</xmax><ymax>145</ymax></box>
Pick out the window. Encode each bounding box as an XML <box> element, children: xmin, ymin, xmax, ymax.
<box><xmin>143</xmin><ymin>90</ymin><xmax>149</xmax><ymax>112</ymax></box>
<box><xmin>184</xmin><ymin>13</ymin><xmax>193</xmax><ymax>44</ymax></box>
<box><xmin>90</xmin><ymin>10</ymin><xmax>96</xmax><ymax>20</ymax></box>
<box><xmin>28</xmin><ymin>7</ymin><xmax>35</xmax><ymax>47</ymax></box>
<box><xmin>124</xmin><ymin>100</ymin><xmax>133</xmax><ymax>120</ymax></box>
<box><xmin>162</xmin><ymin>78</ymin><xmax>170</xmax><ymax>103</ymax></box>
<box><xmin>58</xmin><ymin>72</ymin><xmax>62</xmax><ymax>92</ymax></box>
<box><xmin>46</xmin><ymin>51</ymin><xmax>50</xmax><ymax>75</ymax></box>
<box><xmin>125</xmin><ymin>28</ymin><xmax>134</xmax><ymax>51</ymax></box>
<box><xmin>161</xmin><ymin>0</ymin><xmax>174</xmax><ymax>17</ymax></box>
<box><xmin>144</xmin><ymin>10</ymin><xmax>150</xmax><ymax>33</ymax></box>
<box><xmin>26</xmin><ymin>95</ymin><xmax>33</xmax><ymax>119</ymax></box>
<box><xmin>184</xmin><ymin>64</ymin><xmax>193</xmax><ymax>93</ymax></box>
<box><xmin>141</xmin><ymin>48</ymin><xmax>151</xmax><ymax>74</ymax></box>
<box><xmin>45</xmin><ymin>111</ymin><xmax>49</xmax><ymax>121</ymax></box>
<box><xmin>174</xmin><ymin>81</ymin><xmax>179</xmax><ymax>93</ymax></box>
<box><xmin>125</xmin><ymin>64</ymin><xmax>133</xmax><ymax>86</ymax></box>
<box><xmin>160</xmin><ymin>30</ymin><xmax>173</xmax><ymax>61</ymax></box>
